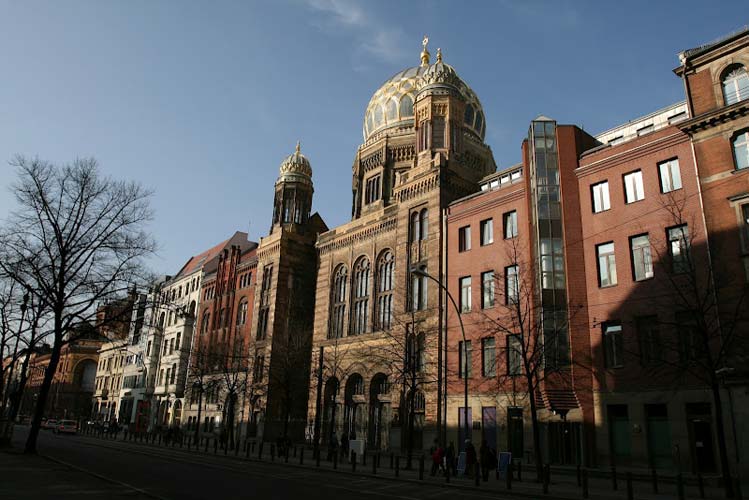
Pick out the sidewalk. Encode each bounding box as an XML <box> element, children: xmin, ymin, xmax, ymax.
<box><xmin>82</xmin><ymin>428</ymin><xmax>731</xmax><ymax>500</ymax></box>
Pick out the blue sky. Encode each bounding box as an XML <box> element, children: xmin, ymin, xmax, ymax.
<box><xmin>0</xmin><ymin>0</ymin><xmax>745</xmax><ymax>274</ymax></box>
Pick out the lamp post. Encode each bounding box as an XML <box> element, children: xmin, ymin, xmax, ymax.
<box><xmin>410</xmin><ymin>264</ymin><xmax>470</xmax><ymax>449</ymax></box>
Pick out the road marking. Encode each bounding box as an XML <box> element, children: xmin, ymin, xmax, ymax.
<box><xmin>41</xmin><ymin>454</ymin><xmax>169</xmax><ymax>500</ymax></box>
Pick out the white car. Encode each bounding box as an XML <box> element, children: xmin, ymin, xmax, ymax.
<box><xmin>55</xmin><ymin>420</ymin><xmax>78</xmax><ymax>434</ymax></box>
<box><xmin>42</xmin><ymin>419</ymin><xmax>58</xmax><ymax>430</ymax></box>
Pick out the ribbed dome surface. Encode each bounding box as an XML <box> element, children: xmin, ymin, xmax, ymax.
<box><xmin>362</xmin><ymin>61</ymin><xmax>486</xmax><ymax>143</ymax></box>
<box><xmin>278</xmin><ymin>143</ymin><xmax>312</xmax><ymax>184</ymax></box>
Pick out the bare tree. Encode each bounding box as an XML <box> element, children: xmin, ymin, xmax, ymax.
<box><xmin>218</xmin><ymin>334</ymin><xmax>249</xmax><ymax>448</ymax></box>
<box><xmin>0</xmin><ymin>156</ymin><xmax>156</xmax><ymax>454</ymax></box>
<box><xmin>613</xmin><ymin>192</ymin><xmax>749</xmax><ymax>497</ymax></box>
<box><xmin>477</xmin><ymin>238</ymin><xmax>579</xmax><ymax>483</ymax></box>
<box><xmin>185</xmin><ymin>335</ymin><xmax>219</xmax><ymax>445</ymax></box>
<box><xmin>366</xmin><ymin>313</ymin><xmax>439</xmax><ymax>468</ymax></box>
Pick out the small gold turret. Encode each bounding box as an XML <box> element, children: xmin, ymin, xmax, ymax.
<box><xmin>296</xmin><ymin>141</ymin><xmax>301</xmax><ymax>154</ymax></box>
<box><xmin>420</xmin><ymin>35</ymin><xmax>430</xmax><ymax>66</ymax></box>
<box><xmin>436</xmin><ymin>47</ymin><xmax>442</xmax><ymax>63</ymax></box>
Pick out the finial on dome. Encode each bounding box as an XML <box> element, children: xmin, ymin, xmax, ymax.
<box><xmin>420</xmin><ymin>35</ymin><xmax>430</xmax><ymax>66</ymax></box>
<box><xmin>436</xmin><ymin>47</ymin><xmax>442</xmax><ymax>63</ymax></box>
<box><xmin>296</xmin><ymin>141</ymin><xmax>301</xmax><ymax>154</ymax></box>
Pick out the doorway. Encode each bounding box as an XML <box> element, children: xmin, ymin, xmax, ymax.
<box><xmin>507</xmin><ymin>407</ymin><xmax>524</xmax><ymax>458</ymax></box>
<box><xmin>686</xmin><ymin>403</ymin><xmax>716</xmax><ymax>473</ymax></box>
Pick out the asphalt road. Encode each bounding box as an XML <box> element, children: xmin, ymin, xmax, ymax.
<box><xmin>7</xmin><ymin>427</ymin><xmax>519</xmax><ymax>500</ymax></box>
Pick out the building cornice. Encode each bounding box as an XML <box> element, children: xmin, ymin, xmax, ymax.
<box><xmin>317</xmin><ymin>216</ymin><xmax>397</xmax><ymax>255</ymax></box>
<box><xmin>677</xmin><ymin>100</ymin><xmax>749</xmax><ymax>135</ymax></box>
<box><xmin>577</xmin><ymin>131</ymin><xmax>688</xmax><ymax>177</ymax></box>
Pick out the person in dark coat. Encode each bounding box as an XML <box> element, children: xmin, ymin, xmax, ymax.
<box><xmin>340</xmin><ymin>431</ymin><xmax>349</xmax><ymax>461</ymax></box>
<box><xmin>445</xmin><ymin>442</ymin><xmax>456</xmax><ymax>476</ymax></box>
<box><xmin>327</xmin><ymin>431</ymin><xmax>338</xmax><ymax>461</ymax></box>
<box><xmin>430</xmin><ymin>440</ymin><xmax>445</xmax><ymax>476</ymax></box>
<box><xmin>479</xmin><ymin>440</ymin><xmax>492</xmax><ymax>481</ymax></box>
<box><xmin>465</xmin><ymin>440</ymin><xmax>477</xmax><ymax>477</ymax></box>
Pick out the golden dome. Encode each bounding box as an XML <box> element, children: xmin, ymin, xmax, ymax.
<box><xmin>278</xmin><ymin>142</ymin><xmax>312</xmax><ymax>184</ymax></box>
<box><xmin>362</xmin><ymin>46</ymin><xmax>486</xmax><ymax>144</ymax></box>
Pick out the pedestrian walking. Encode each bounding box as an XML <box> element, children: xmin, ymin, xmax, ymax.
<box><xmin>430</xmin><ymin>440</ymin><xmax>445</xmax><ymax>476</ymax></box>
<box><xmin>327</xmin><ymin>431</ymin><xmax>338</xmax><ymax>461</ymax></box>
<box><xmin>445</xmin><ymin>441</ymin><xmax>456</xmax><ymax>476</ymax></box>
<box><xmin>340</xmin><ymin>431</ymin><xmax>349</xmax><ymax>461</ymax></box>
<box><xmin>479</xmin><ymin>440</ymin><xmax>491</xmax><ymax>481</ymax></box>
<box><xmin>465</xmin><ymin>440</ymin><xmax>477</xmax><ymax>477</ymax></box>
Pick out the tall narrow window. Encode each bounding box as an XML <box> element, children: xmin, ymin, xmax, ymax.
<box><xmin>676</xmin><ymin>311</ymin><xmax>699</xmax><ymax>363</ymax></box>
<box><xmin>603</xmin><ymin>322</ymin><xmax>624</xmax><ymax>368</ymax></box>
<box><xmin>543</xmin><ymin>309</ymin><xmax>569</xmax><ymax>368</ymax></box>
<box><xmin>432</xmin><ymin>117</ymin><xmax>446</xmax><ymax>149</ymax></box>
<box><xmin>668</xmin><ymin>225</ymin><xmax>690</xmax><ymax>273</ymax></box>
<box><xmin>257</xmin><ymin>265</ymin><xmax>273</xmax><ymax>340</ymax></box>
<box><xmin>722</xmin><ymin>65</ymin><xmax>749</xmax><ymax>105</ymax></box>
<box><xmin>330</xmin><ymin>265</ymin><xmax>348</xmax><ymax>338</ymax></box>
<box><xmin>734</xmin><ymin>130</ymin><xmax>749</xmax><ymax>170</ymax></box>
<box><xmin>742</xmin><ymin>204</ymin><xmax>749</xmax><ymax>280</ymax></box>
<box><xmin>481</xmin><ymin>271</ymin><xmax>495</xmax><ymax>309</ymax></box>
<box><xmin>459</xmin><ymin>340</ymin><xmax>472</xmax><ymax>379</ymax></box>
<box><xmin>636</xmin><ymin>316</ymin><xmax>661</xmax><ymax>365</ymax></box>
<box><xmin>459</xmin><ymin>276</ymin><xmax>472</xmax><ymax>312</ymax></box>
<box><xmin>175</xmin><ymin>332</ymin><xmax>181</xmax><ymax>351</ymax></box>
<box><xmin>411</xmin><ymin>266</ymin><xmax>428</xmax><ymax>311</ymax></box>
<box><xmin>481</xmin><ymin>337</ymin><xmax>496</xmax><ymax>377</ymax></box>
<box><xmin>630</xmin><ymin>234</ymin><xmax>653</xmax><ymax>281</ymax></box>
<box><xmin>503</xmin><ymin>211</ymin><xmax>518</xmax><ymax>239</ymax></box>
<box><xmin>237</xmin><ymin>300</ymin><xmax>248</xmax><ymax>326</ymax></box>
<box><xmin>480</xmin><ymin>218</ymin><xmax>493</xmax><ymax>246</ymax></box>
<box><xmin>658</xmin><ymin>159</ymin><xmax>682</xmax><ymax>193</ymax></box>
<box><xmin>591</xmin><ymin>181</ymin><xmax>610</xmax><ymax>213</ymax></box>
<box><xmin>507</xmin><ymin>335</ymin><xmax>522</xmax><ymax>375</ymax></box>
<box><xmin>365</xmin><ymin>175</ymin><xmax>382</xmax><ymax>205</ymax></box>
<box><xmin>540</xmin><ymin>238</ymin><xmax>565</xmax><ymax>289</ymax></box>
<box><xmin>350</xmin><ymin>257</ymin><xmax>370</xmax><ymax>335</ymax></box>
<box><xmin>623</xmin><ymin>171</ymin><xmax>645</xmax><ymax>203</ymax></box>
<box><xmin>410</xmin><ymin>212</ymin><xmax>420</xmax><ymax>243</ymax></box>
<box><xmin>597</xmin><ymin>242</ymin><xmax>617</xmax><ymax>287</ymax></box>
<box><xmin>458</xmin><ymin>226</ymin><xmax>471</xmax><ymax>252</ymax></box>
<box><xmin>505</xmin><ymin>265</ymin><xmax>519</xmax><ymax>304</ymax></box>
<box><xmin>376</xmin><ymin>251</ymin><xmax>394</xmax><ymax>330</ymax></box>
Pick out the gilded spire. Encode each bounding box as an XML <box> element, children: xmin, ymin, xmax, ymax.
<box><xmin>420</xmin><ymin>35</ymin><xmax>430</xmax><ymax>66</ymax></box>
<box><xmin>436</xmin><ymin>47</ymin><xmax>442</xmax><ymax>63</ymax></box>
<box><xmin>296</xmin><ymin>141</ymin><xmax>301</xmax><ymax>154</ymax></box>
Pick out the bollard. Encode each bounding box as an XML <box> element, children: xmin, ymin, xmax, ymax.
<box><xmin>676</xmin><ymin>473</ymin><xmax>685</xmax><ymax>500</ymax></box>
<box><xmin>419</xmin><ymin>455</ymin><xmax>424</xmax><ymax>480</ymax></box>
<box><xmin>496</xmin><ymin>465</ymin><xmax>500</xmax><ymax>481</ymax></box>
<box><xmin>577</xmin><ymin>464</ymin><xmax>581</xmax><ymax>487</ymax></box>
<box><xmin>736</xmin><ymin>478</ymin><xmax>744</xmax><ymax>500</ymax></box>
<box><xmin>271</xmin><ymin>444</ymin><xmax>275</xmax><ymax>462</ymax></box>
<box><xmin>475</xmin><ymin>463</ymin><xmax>480</xmax><ymax>486</ymax></box>
<box><xmin>294</xmin><ymin>446</ymin><xmax>297</xmax><ymax>458</ymax></box>
<box><xmin>180</xmin><ymin>436</ymin><xmax>184</xmax><ymax>449</ymax></box>
<box><xmin>372</xmin><ymin>453</ymin><xmax>377</xmax><ymax>474</ymax></box>
<box><xmin>611</xmin><ymin>466</ymin><xmax>618</xmax><ymax>491</ymax></box>
<box><xmin>697</xmin><ymin>473</ymin><xmax>705</xmax><ymax>499</ymax></box>
<box><xmin>518</xmin><ymin>461</ymin><xmax>522</xmax><ymax>482</ymax></box>
<box><xmin>543</xmin><ymin>464</ymin><xmax>549</xmax><ymax>494</ymax></box>
<box><xmin>582</xmin><ymin>469</ymin><xmax>589</xmax><ymax>499</ymax></box>
<box><xmin>506</xmin><ymin>461</ymin><xmax>512</xmax><ymax>490</ymax></box>
<box><xmin>333</xmin><ymin>450</ymin><xmax>338</xmax><ymax>469</ymax></box>
<box><xmin>214</xmin><ymin>439</ymin><xmax>218</xmax><ymax>455</ymax></box>
<box><xmin>224</xmin><ymin>441</ymin><xmax>228</xmax><ymax>456</ymax></box>
<box><xmin>204</xmin><ymin>437</ymin><xmax>209</xmax><ymax>453</ymax></box>
<box><xmin>284</xmin><ymin>447</ymin><xmax>289</xmax><ymax>463</ymax></box>
<box><xmin>395</xmin><ymin>456</ymin><xmax>400</xmax><ymax>477</ymax></box>
<box><xmin>363</xmin><ymin>451</ymin><xmax>367</xmax><ymax>466</ymax></box>
<box><xmin>300</xmin><ymin>447</ymin><xmax>304</xmax><ymax>465</ymax></box>
<box><xmin>626</xmin><ymin>472</ymin><xmax>633</xmax><ymax>500</ymax></box>
<box><xmin>187</xmin><ymin>439</ymin><xmax>191</xmax><ymax>451</ymax></box>
<box><xmin>445</xmin><ymin>461</ymin><xmax>450</xmax><ymax>483</ymax></box>
<box><xmin>246</xmin><ymin>442</ymin><xmax>251</xmax><ymax>459</ymax></box>
<box><xmin>316</xmin><ymin>448</ymin><xmax>321</xmax><ymax>467</ymax></box>
<box><xmin>259</xmin><ymin>442</ymin><xmax>264</xmax><ymax>460</ymax></box>
<box><xmin>252</xmin><ymin>442</ymin><xmax>256</xmax><ymax>453</ymax></box>
<box><xmin>158</xmin><ymin>434</ymin><xmax>162</xmax><ymax>446</ymax></box>
<box><xmin>352</xmin><ymin>451</ymin><xmax>357</xmax><ymax>472</ymax></box>
<box><xmin>390</xmin><ymin>452</ymin><xmax>394</xmax><ymax>469</ymax></box>
<box><xmin>651</xmin><ymin>468</ymin><xmax>658</xmax><ymax>494</ymax></box>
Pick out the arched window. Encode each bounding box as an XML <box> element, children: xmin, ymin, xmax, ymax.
<box><xmin>734</xmin><ymin>130</ymin><xmax>749</xmax><ymax>170</ymax></box>
<box><xmin>201</xmin><ymin>311</ymin><xmax>210</xmax><ymax>335</ymax></box>
<box><xmin>376</xmin><ymin>251</ymin><xmax>395</xmax><ymax>330</ymax></box>
<box><xmin>475</xmin><ymin>111</ymin><xmax>484</xmax><ymax>135</ymax></box>
<box><xmin>237</xmin><ymin>300</ymin><xmax>248</xmax><ymax>326</ymax></box>
<box><xmin>350</xmin><ymin>257</ymin><xmax>370</xmax><ymax>335</ymax></box>
<box><xmin>419</xmin><ymin>208</ymin><xmax>428</xmax><ymax>240</ymax></box>
<box><xmin>366</xmin><ymin>112</ymin><xmax>374</xmax><ymax>134</ymax></box>
<box><xmin>410</xmin><ymin>212</ymin><xmax>420</xmax><ymax>243</ymax></box>
<box><xmin>386</xmin><ymin>99</ymin><xmax>398</xmax><ymax>121</ymax></box>
<box><xmin>722</xmin><ymin>65</ymin><xmax>749</xmax><ymax>105</ymax></box>
<box><xmin>158</xmin><ymin>312</ymin><xmax>166</xmax><ymax>328</ymax></box>
<box><xmin>329</xmin><ymin>265</ymin><xmax>348</xmax><ymax>338</ymax></box>
<box><xmin>399</xmin><ymin>94</ymin><xmax>414</xmax><ymax>118</ymax></box>
<box><xmin>464</xmin><ymin>104</ymin><xmax>475</xmax><ymax>127</ymax></box>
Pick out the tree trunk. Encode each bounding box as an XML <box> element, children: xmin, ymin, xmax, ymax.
<box><xmin>25</xmin><ymin>328</ymin><xmax>63</xmax><ymax>454</ymax></box>
<box><xmin>709</xmin><ymin>376</ymin><xmax>735</xmax><ymax>498</ymax></box>
<box><xmin>194</xmin><ymin>389</ymin><xmax>203</xmax><ymax>445</ymax></box>
<box><xmin>527</xmin><ymin>373</ymin><xmax>544</xmax><ymax>483</ymax></box>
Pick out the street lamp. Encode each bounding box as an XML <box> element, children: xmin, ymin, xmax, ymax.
<box><xmin>409</xmin><ymin>264</ymin><xmax>470</xmax><ymax>449</ymax></box>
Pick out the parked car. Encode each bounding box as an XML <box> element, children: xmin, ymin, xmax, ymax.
<box><xmin>42</xmin><ymin>419</ymin><xmax>58</xmax><ymax>430</ymax></box>
<box><xmin>55</xmin><ymin>420</ymin><xmax>78</xmax><ymax>435</ymax></box>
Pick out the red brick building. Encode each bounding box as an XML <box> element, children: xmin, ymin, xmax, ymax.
<box><xmin>445</xmin><ymin>28</ymin><xmax>749</xmax><ymax>479</ymax></box>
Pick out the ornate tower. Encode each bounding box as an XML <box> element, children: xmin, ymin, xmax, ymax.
<box><xmin>271</xmin><ymin>142</ymin><xmax>314</xmax><ymax>234</ymax></box>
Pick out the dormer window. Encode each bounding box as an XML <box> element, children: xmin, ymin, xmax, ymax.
<box><xmin>722</xmin><ymin>64</ymin><xmax>749</xmax><ymax>106</ymax></box>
